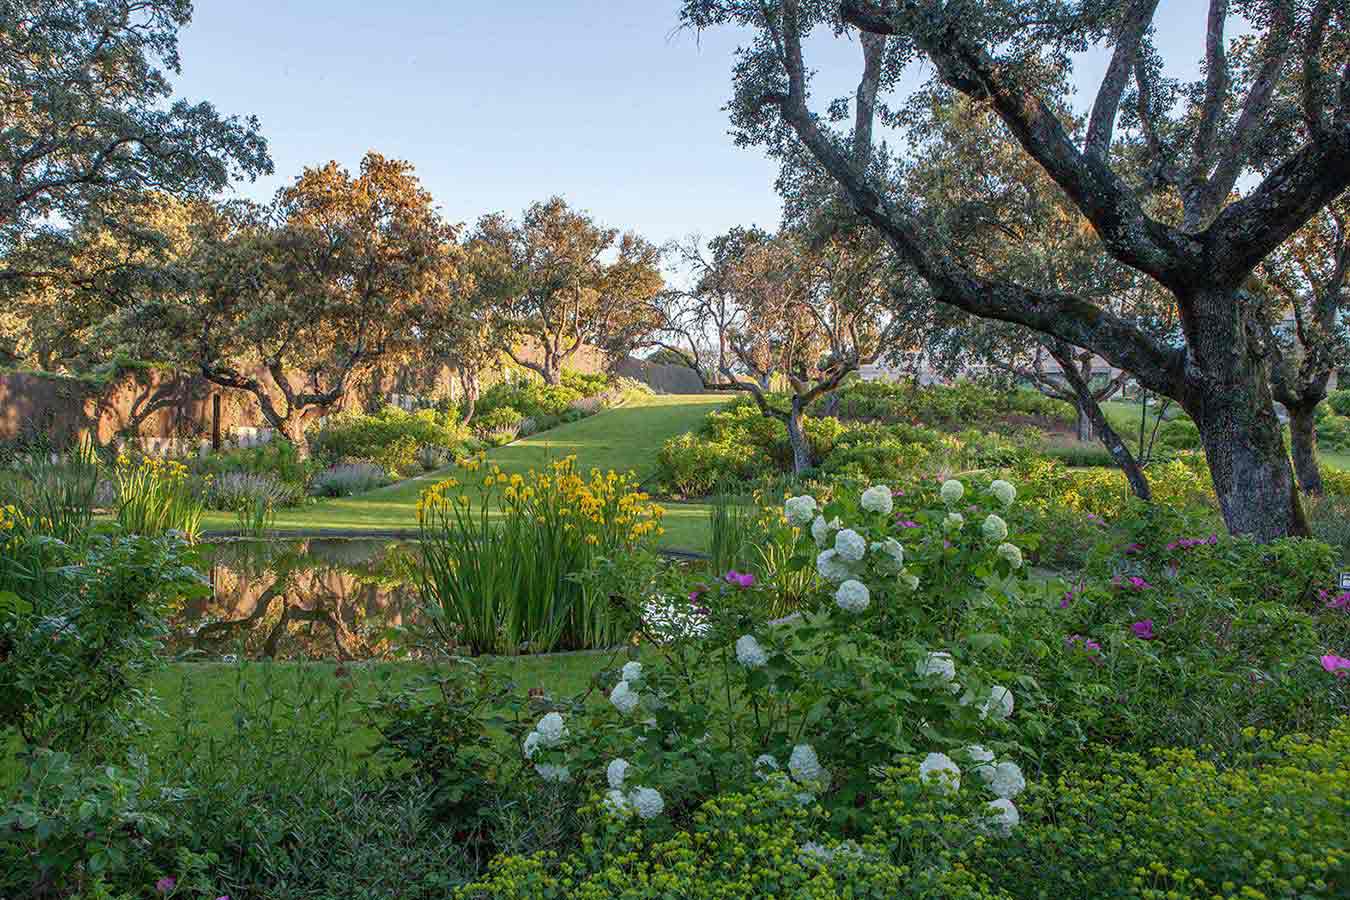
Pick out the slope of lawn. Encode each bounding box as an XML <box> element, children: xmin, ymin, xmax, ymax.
<box><xmin>203</xmin><ymin>393</ymin><xmax>729</xmax><ymax>551</ymax></box>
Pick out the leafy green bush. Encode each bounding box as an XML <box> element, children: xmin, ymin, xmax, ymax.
<box><xmin>1325</xmin><ymin>388</ymin><xmax>1350</xmax><ymax>417</ymax></box>
<box><xmin>656</xmin><ymin>432</ymin><xmax>772</xmax><ymax>497</ymax></box>
<box><xmin>311</xmin><ymin>406</ymin><xmax>473</xmax><ymax>477</ymax></box>
<box><xmin>195</xmin><ymin>438</ymin><xmax>317</xmax><ymax>502</ymax></box>
<box><xmin>475</xmin><ymin>406</ymin><xmax>525</xmax><ymax>446</ymax></box>
<box><xmin>0</xmin><ymin>531</ymin><xmax>206</xmax><ymax>754</ymax></box>
<box><xmin>818</xmin><ymin>379</ymin><xmax>1072</xmax><ymax>429</ymax></box>
<box><xmin>475</xmin><ymin>370</ymin><xmax>617</xmax><ymax>422</ymax></box>
<box><xmin>310</xmin><ymin>462</ymin><xmax>389</xmax><ymax>497</ymax></box>
<box><xmin>1156</xmin><ymin>416</ymin><xmax>1202</xmax><ymax>449</ymax></box>
<box><xmin>1315</xmin><ymin>411</ymin><xmax>1350</xmax><ymax>450</ymax></box>
<box><xmin>957</xmin><ymin>722</ymin><xmax>1350</xmax><ymax>899</ymax></box>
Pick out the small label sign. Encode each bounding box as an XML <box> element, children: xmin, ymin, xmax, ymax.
<box><xmin>1340</xmin><ymin>572</ymin><xmax>1350</xmax><ymax>591</ymax></box>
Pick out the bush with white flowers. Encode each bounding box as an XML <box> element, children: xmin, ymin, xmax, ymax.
<box><xmin>533</xmin><ymin>478</ymin><xmax>1032</xmax><ymax>839</ymax></box>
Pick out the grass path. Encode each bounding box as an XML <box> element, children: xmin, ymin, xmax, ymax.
<box><xmin>203</xmin><ymin>393</ymin><xmax>729</xmax><ymax>551</ymax></box>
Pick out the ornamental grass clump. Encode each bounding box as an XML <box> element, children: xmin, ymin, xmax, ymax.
<box><xmin>416</xmin><ymin>454</ymin><xmax>664</xmax><ymax>654</ymax></box>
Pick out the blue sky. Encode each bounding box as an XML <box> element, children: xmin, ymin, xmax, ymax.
<box><xmin>173</xmin><ymin>2</ymin><xmax>1220</xmax><ymax>248</ymax></box>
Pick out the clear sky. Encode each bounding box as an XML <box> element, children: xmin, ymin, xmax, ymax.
<box><xmin>172</xmin><ymin>1</ymin><xmax>1221</xmax><ymax>248</ymax></box>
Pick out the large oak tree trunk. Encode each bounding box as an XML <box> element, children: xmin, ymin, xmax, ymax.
<box><xmin>1181</xmin><ymin>290</ymin><xmax>1308</xmax><ymax>540</ymax></box>
<box><xmin>1287</xmin><ymin>403</ymin><xmax>1324</xmax><ymax>495</ymax></box>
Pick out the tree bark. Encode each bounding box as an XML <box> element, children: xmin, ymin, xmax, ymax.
<box><xmin>1287</xmin><ymin>402</ymin><xmax>1324</xmax><ymax>495</ymax></box>
<box><xmin>1074</xmin><ymin>402</ymin><xmax>1094</xmax><ymax>443</ymax></box>
<box><xmin>1180</xmin><ymin>289</ymin><xmax>1308</xmax><ymax>539</ymax></box>
<box><xmin>1052</xmin><ymin>342</ymin><xmax>1150</xmax><ymax>501</ymax></box>
<box><xmin>786</xmin><ymin>398</ymin><xmax>813</xmax><ymax>474</ymax></box>
<box><xmin>459</xmin><ymin>370</ymin><xmax>480</xmax><ymax>425</ymax></box>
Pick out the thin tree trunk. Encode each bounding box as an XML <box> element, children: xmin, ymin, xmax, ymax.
<box><xmin>1075</xmin><ymin>402</ymin><xmax>1094</xmax><ymax>443</ymax></box>
<box><xmin>459</xmin><ymin>370</ymin><xmax>480</xmax><ymax>425</ymax></box>
<box><xmin>786</xmin><ymin>399</ymin><xmax>813</xmax><ymax>474</ymax></box>
<box><xmin>1287</xmin><ymin>403</ymin><xmax>1324</xmax><ymax>495</ymax></box>
<box><xmin>1052</xmin><ymin>342</ymin><xmax>1149</xmax><ymax>501</ymax></box>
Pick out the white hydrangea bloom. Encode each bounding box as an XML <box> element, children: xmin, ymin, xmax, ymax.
<box><xmin>735</xmin><ymin>634</ymin><xmax>768</xmax><ymax>668</ymax></box>
<box><xmin>628</xmin><ymin>786</ymin><xmax>665</xmax><ymax>820</ymax></box>
<box><xmin>901</xmin><ymin>572</ymin><xmax>920</xmax><ymax>591</ymax></box>
<box><xmin>535</xmin><ymin>763</ymin><xmax>571</xmax><ymax>783</ymax></box>
<box><xmin>602</xmin><ymin>788</ymin><xmax>631</xmax><ymax>815</ymax></box>
<box><xmin>989</xmin><ymin>761</ymin><xmax>1026</xmax><ymax>799</ymax></box>
<box><xmin>535</xmin><ymin>712</ymin><xmax>567</xmax><ymax>746</ymax></box>
<box><xmin>997</xmin><ymin>542</ymin><xmax>1023</xmax><ymax>569</ymax></box>
<box><xmin>609</xmin><ymin>680</ymin><xmax>640</xmax><ymax>715</ymax></box>
<box><xmin>860</xmin><ymin>484</ymin><xmax>894</xmax><ymax>515</ymax></box>
<box><xmin>834</xmin><ymin>579</ymin><xmax>871</xmax><ymax>612</ymax></box>
<box><xmin>799</xmin><ymin>841</ymin><xmax>835</xmax><ymax>864</ymax></box>
<box><xmin>784</xmin><ymin>495</ymin><xmax>818</xmax><ymax>525</ymax></box>
<box><xmin>982</xmin><ymin>798</ymin><xmax>1019</xmax><ymax>836</ymax></box>
<box><xmin>754</xmin><ymin>754</ymin><xmax>779</xmax><ymax>777</ymax></box>
<box><xmin>607</xmin><ymin>758</ymin><xmax>630</xmax><ymax>790</ymax></box>
<box><xmin>788</xmin><ymin>743</ymin><xmax>827</xmax><ymax>788</ymax></box>
<box><xmin>811</xmin><ymin>515</ymin><xmax>841</xmax><ymax>548</ymax></box>
<box><xmin>916</xmin><ymin>651</ymin><xmax>956</xmax><ymax>683</ymax></box>
<box><xmin>919</xmin><ymin>752</ymin><xmax>961</xmax><ymax>793</ymax></box>
<box><xmin>989</xmin><ymin>479</ymin><xmax>1016</xmax><ymax>508</ymax></box>
<box><xmin>940</xmin><ymin>479</ymin><xmax>965</xmax><ymax>505</ymax></box>
<box><xmin>964</xmin><ymin>744</ymin><xmax>996</xmax><ymax>782</ymax></box>
<box><xmin>816</xmin><ymin>548</ymin><xmax>853</xmax><ymax>582</ymax></box>
<box><xmin>944</xmin><ymin>512</ymin><xmax>965</xmax><ymax>531</ymax></box>
<box><xmin>795</xmin><ymin>791</ymin><xmax>817</xmax><ymax>806</ymax></box>
<box><xmin>982</xmin><ymin>514</ymin><xmax>1008</xmax><ymax>542</ymax></box>
<box><xmin>621</xmin><ymin>661</ymin><xmax>643</xmax><ymax>682</ymax></box>
<box><xmin>979</xmin><ymin>685</ymin><xmax>1015</xmax><ymax>720</ymax></box>
<box><xmin>870</xmin><ymin>538</ymin><xmax>904</xmax><ymax>572</ymax></box>
<box><xmin>834</xmin><ymin>528</ymin><xmax>867</xmax><ymax>562</ymax></box>
<box><xmin>522</xmin><ymin>730</ymin><xmax>542</xmax><ymax>759</ymax></box>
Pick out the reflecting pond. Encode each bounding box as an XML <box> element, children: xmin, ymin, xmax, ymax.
<box><xmin>169</xmin><ymin>539</ymin><xmax>435</xmax><ymax>661</ymax></box>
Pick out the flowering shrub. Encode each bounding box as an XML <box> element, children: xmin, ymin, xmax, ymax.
<box><xmin>416</xmin><ymin>455</ymin><xmax>664</xmax><ymax>653</ymax></box>
<box><xmin>503</xmin><ymin>479</ymin><xmax>1035</xmax><ymax>845</ymax></box>
<box><xmin>112</xmin><ymin>452</ymin><xmax>205</xmax><ymax>541</ymax></box>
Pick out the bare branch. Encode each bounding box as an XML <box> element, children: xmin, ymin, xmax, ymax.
<box><xmin>1084</xmin><ymin>0</ymin><xmax>1160</xmax><ymax>162</ymax></box>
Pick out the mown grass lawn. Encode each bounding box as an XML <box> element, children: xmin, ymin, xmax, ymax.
<box><xmin>202</xmin><ymin>393</ymin><xmax>729</xmax><ymax>552</ymax></box>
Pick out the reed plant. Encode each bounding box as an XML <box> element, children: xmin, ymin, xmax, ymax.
<box><xmin>0</xmin><ymin>437</ymin><xmax>100</xmax><ymax>549</ymax></box>
<box><xmin>113</xmin><ymin>452</ymin><xmax>205</xmax><ymax>541</ymax></box>
<box><xmin>416</xmin><ymin>455</ymin><xmax>664</xmax><ymax>654</ymax></box>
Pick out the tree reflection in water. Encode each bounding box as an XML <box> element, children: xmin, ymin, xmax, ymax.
<box><xmin>169</xmin><ymin>539</ymin><xmax>432</xmax><ymax>661</ymax></box>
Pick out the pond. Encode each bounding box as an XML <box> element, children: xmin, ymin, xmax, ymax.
<box><xmin>168</xmin><ymin>538</ymin><xmax>436</xmax><ymax>661</ymax></box>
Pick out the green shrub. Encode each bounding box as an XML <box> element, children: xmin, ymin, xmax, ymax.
<box><xmin>1316</xmin><ymin>412</ymin><xmax>1350</xmax><ymax>450</ymax></box>
<box><xmin>657</xmin><ymin>432</ymin><xmax>772</xmax><ymax>496</ymax></box>
<box><xmin>1325</xmin><ymin>388</ymin><xmax>1350</xmax><ymax>417</ymax></box>
<box><xmin>957</xmin><ymin>722</ymin><xmax>1350</xmax><ymax>899</ymax></box>
<box><xmin>311</xmin><ymin>407</ymin><xmax>472</xmax><ymax>476</ymax></box>
<box><xmin>195</xmin><ymin>438</ymin><xmax>317</xmax><ymax>499</ymax></box>
<box><xmin>1157</xmin><ymin>416</ymin><xmax>1202</xmax><ymax>449</ymax></box>
<box><xmin>0</xmin><ymin>531</ymin><xmax>206</xmax><ymax>754</ymax></box>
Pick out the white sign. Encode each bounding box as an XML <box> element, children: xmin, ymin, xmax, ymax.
<box><xmin>1340</xmin><ymin>572</ymin><xmax>1350</xmax><ymax>591</ymax></box>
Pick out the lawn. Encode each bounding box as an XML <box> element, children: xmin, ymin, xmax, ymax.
<box><xmin>203</xmin><ymin>393</ymin><xmax>729</xmax><ymax>552</ymax></box>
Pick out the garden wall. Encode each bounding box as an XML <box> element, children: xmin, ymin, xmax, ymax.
<box><xmin>0</xmin><ymin>344</ymin><xmax>706</xmax><ymax>447</ymax></box>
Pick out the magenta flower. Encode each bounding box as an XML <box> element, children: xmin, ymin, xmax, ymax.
<box><xmin>1059</xmin><ymin>591</ymin><xmax>1074</xmax><ymax>609</ymax></box>
<box><xmin>1065</xmin><ymin>634</ymin><xmax>1101</xmax><ymax>654</ymax></box>
<box><xmin>1112</xmin><ymin>575</ymin><xmax>1153</xmax><ymax>591</ymax></box>
<box><xmin>1130</xmin><ymin>619</ymin><xmax>1155</xmax><ymax>640</ymax></box>
<box><xmin>1122</xmin><ymin>543</ymin><xmax>1144</xmax><ymax>555</ymax></box>
<box><xmin>723</xmin><ymin>570</ymin><xmax>755</xmax><ymax>589</ymax></box>
<box><xmin>1319</xmin><ymin>654</ymin><xmax>1350</xmax><ymax>677</ymax></box>
<box><xmin>1326</xmin><ymin>592</ymin><xmax>1350</xmax><ymax>610</ymax></box>
<box><xmin>156</xmin><ymin>878</ymin><xmax>176</xmax><ymax>895</ymax></box>
<box><xmin>898</xmin><ymin>520</ymin><xmax>920</xmax><ymax>528</ymax></box>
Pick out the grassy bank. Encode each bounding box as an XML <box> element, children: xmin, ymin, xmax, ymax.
<box><xmin>203</xmin><ymin>393</ymin><xmax>730</xmax><ymax>551</ymax></box>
